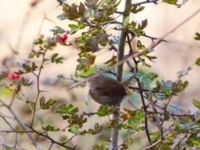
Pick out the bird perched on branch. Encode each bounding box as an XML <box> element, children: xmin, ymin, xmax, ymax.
<box><xmin>87</xmin><ymin>74</ymin><xmax>128</xmax><ymax>106</ymax></box>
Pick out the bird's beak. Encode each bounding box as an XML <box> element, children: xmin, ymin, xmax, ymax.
<box><xmin>127</xmin><ymin>88</ymin><xmax>133</xmax><ymax>95</ymax></box>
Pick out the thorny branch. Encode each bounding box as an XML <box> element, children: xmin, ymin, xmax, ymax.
<box><xmin>0</xmin><ymin>100</ymin><xmax>39</xmax><ymax>149</ymax></box>
<box><xmin>69</xmin><ymin>8</ymin><xmax>200</xmax><ymax>90</ymax></box>
<box><xmin>117</xmin><ymin>8</ymin><xmax>200</xmax><ymax>67</ymax></box>
<box><xmin>127</xmin><ymin>33</ymin><xmax>152</xmax><ymax>144</ymax></box>
<box><xmin>30</xmin><ymin>49</ymin><xmax>47</xmax><ymax>127</ymax></box>
<box><xmin>143</xmin><ymin>118</ymin><xmax>200</xmax><ymax>150</ymax></box>
<box><xmin>132</xmin><ymin>0</ymin><xmax>159</xmax><ymax>6</ymax></box>
<box><xmin>29</xmin><ymin>126</ymin><xmax>76</xmax><ymax>150</ymax></box>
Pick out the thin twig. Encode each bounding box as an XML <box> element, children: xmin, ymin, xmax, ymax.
<box><xmin>48</xmin><ymin>143</ymin><xmax>54</xmax><ymax>150</ymax></box>
<box><xmin>69</xmin><ymin>8</ymin><xmax>200</xmax><ymax>90</ymax></box>
<box><xmin>0</xmin><ymin>100</ymin><xmax>39</xmax><ymax>149</ymax></box>
<box><xmin>30</xmin><ymin>126</ymin><xmax>76</xmax><ymax>150</ymax></box>
<box><xmin>143</xmin><ymin>119</ymin><xmax>200</xmax><ymax>150</ymax></box>
<box><xmin>132</xmin><ymin>0</ymin><xmax>159</xmax><ymax>6</ymax></box>
<box><xmin>117</xmin><ymin>8</ymin><xmax>200</xmax><ymax>67</ymax></box>
<box><xmin>127</xmin><ymin>33</ymin><xmax>152</xmax><ymax>144</ymax></box>
<box><xmin>148</xmin><ymin>95</ymin><xmax>164</xmax><ymax>139</ymax></box>
<box><xmin>30</xmin><ymin>50</ymin><xmax>47</xmax><ymax>127</ymax></box>
<box><xmin>1</xmin><ymin>115</ymin><xmax>14</xmax><ymax>130</ymax></box>
<box><xmin>149</xmin><ymin>8</ymin><xmax>200</xmax><ymax>49</ymax></box>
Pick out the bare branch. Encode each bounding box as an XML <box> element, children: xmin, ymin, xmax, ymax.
<box><xmin>0</xmin><ymin>100</ymin><xmax>39</xmax><ymax>149</ymax></box>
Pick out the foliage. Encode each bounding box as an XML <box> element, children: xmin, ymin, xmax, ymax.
<box><xmin>0</xmin><ymin>0</ymin><xmax>200</xmax><ymax>150</ymax></box>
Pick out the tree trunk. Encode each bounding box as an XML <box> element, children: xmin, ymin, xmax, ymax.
<box><xmin>109</xmin><ymin>0</ymin><xmax>132</xmax><ymax>149</ymax></box>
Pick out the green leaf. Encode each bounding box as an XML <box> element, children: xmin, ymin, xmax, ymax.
<box><xmin>57</xmin><ymin>13</ymin><xmax>67</xmax><ymax>20</ymax></box>
<box><xmin>80</xmin><ymin>123</ymin><xmax>103</xmax><ymax>135</ymax></box>
<box><xmin>59</xmin><ymin>135</ymin><xmax>68</xmax><ymax>143</ymax></box>
<box><xmin>76</xmin><ymin>66</ymin><xmax>96</xmax><ymax>77</ymax></box>
<box><xmin>21</xmin><ymin>77</ymin><xmax>32</xmax><ymax>86</ymax></box>
<box><xmin>69</xmin><ymin>24</ymin><xmax>79</xmax><ymax>34</ymax></box>
<box><xmin>42</xmin><ymin>125</ymin><xmax>59</xmax><ymax>131</ymax></box>
<box><xmin>5</xmin><ymin>146</ymin><xmax>12</xmax><ymax>150</ymax></box>
<box><xmin>51</xmin><ymin>53</ymin><xmax>58</xmax><ymax>61</ymax></box>
<box><xmin>193</xmin><ymin>98</ymin><xmax>200</xmax><ymax>109</ymax></box>
<box><xmin>69</xmin><ymin>22</ymin><xmax>86</xmax><ymax>34</ymax></box>
<box><xmin>51</xmin><ymin>53</ymin><xmax>64</xmax><ymax>64</ymax></box>
<box><xmin>162</xmin><ymin>0</ymin><xmax>177</xmax><ymax>5</ymax></box>
<box><xmin>22</xmin><ymin>63</ymin><xmax>31</xmax><ymax>72</ymax></box>
<box><xmin>139</xmin><ymin>19</ymin><xmax>148</xmax><ymax>30</ymax></box>
<box><xmin>62</xmin><ymin>3</ymin><xmax>85</xmax><ymax>20</ymax></box>
<box><xmin>50</xmin><ymin>26</ymin><xmax>65</xmax><ymax>34</ymax></box>
<box><xmin>194</xmin><ymin>32</ymin><xmax>200</xmax><ymax>40</ymax></box>
<box><xmin>154</xmin><ymin>80</ymin><xmax>173</xmax><ymax>100</ymax></box>
<box><xmin>68</xmin><ymin>114</ymin><xmax>87</xmax><ymax>127</ymax></box>
<box><xmin>137</xmin><ymin>40</ymin><xmax>145</xmax><ymax>50</ymax></box>
<box><xmin>187</xmin><ymin>134</ymin><xmax>200</xmax><ymax>147</ymax></box>
<box><xmin>76</xmin><ymin>52</ymin><xmax>96</xmax><ymax>72</ymax></box>
<box><xmin>93</xmin><ymin>142</ymin><xmax>109</xmax><ymax>150</ymax></box>
<box><xmin>150</xmin><ymin>131</ymin><xmax>160</xmax><ymax>141</ymax></box>
<box><xmin>122</xmin><ymin>112</ymin><xmax>144</xmax><ymax>131</ymax></box>
<box><xmin>79</xmin><ymin>2</ymin><xmax>86</xmax><ymax>16</ymax></box>
<box><xmin>56</xmin><ymin>104</ymin><xmax>78</xmax><ymax>116</ymax></box>
<box><xmin>34</xmin><ymin>35</ymin><xmax>44</xmax><ymax>45</ymax></box>
<box><xmin>21</xmin><ymin>62</ymin><xmax>38</xmax><ymax>73</ymax></box>
<box><xmin>0</xmin><ymin>87</ymin><xmax>13</xmax><ymax>97</ymax></box>
<box><xmin>135</xmin><ymin>71</ymin><xmax>158</xmax><ymax>89</ymax></box>
<box><xmin>29</xmin><ymin>50</ymin><xmax>41</xmax><ymax>58</ymax></box>
<box><xmin>123</xmin><ymin>17</ymin><xmax>130</xmax><ymax>27</ymax></box>
<box><xmin>172</xmin><ymin>79</ymin><xmax>188</xmax><ymax>95</ymax></box>
<box><xmin>127</xmin><ymin>21</ymin><xmax>145</xmax><ymax>37</ymax></box>
<box><xmin>195</xmin><ymin>57</ymin><xmax>200</xmax><ymax>66</ymax></box>
<box><xmin>69</xmin><ymin>126</ymin><xmax>79</xmax><ymax>134</ymax></box>
<box><xmin>40</xmin><ymin>97</ymin><xmax>47</xmax><ymax>109</ymax></box>
<box><xmin>96</xmin><ymin>105</ymin><xmax>115</xmax><ymax>117</ymax></box>
<box><xmin>40</xmin><ymin>97</ymin><xmax>56</xmax><ymax>110</ymax></box>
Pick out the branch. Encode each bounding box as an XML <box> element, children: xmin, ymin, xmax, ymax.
<box><xmin>149</xmin><ymin>8</ymin><xmax>200</xmax><ymax>49</ymax></box>
<box><xmin>0</xmin><ymin>100</ymin><xmax>39</xmax><ymax>149</ymax></box>
<box><xmin>30</xmin><ymin>50</ymin><xmax>47</xmax><ymax>127</ymax></box>
<box><xmin>132</xmin><ymin>0</ymin><xmax>159</xmax><ymax>6</ymax></box>
<box><xmin>68</xmin><ymin>8</ymin><xmax>200</xmax><ymax>91</ymax></box>
<box><xmin>117</xmin><ymin>8</ymin><xmax>200</xmax><ymax>67</ymax></box>
<box><xmin>0</xmin><ymin>128</ymin><xmax>76</xmax><ymax>150</ymax></box>
<box><xmin>126</xmin><ymin>33</ymin><xmax>152</xmax><ymax>144</ymax></box>
<box><xmin>148</xmin><ymin>96</ymin><xmax>164</xmax><ymax>139</ymax></box>
<box><xmin>109</xmin><ymin>1</ymin><xmax>132</xmax><ymax>150</ymax></box>
<box><xmin>143</xmin><ymin>119</ymin><xmax>200</xmax><ymax>150</ymax></box>
<box><xmin>142</xmin><ymin>33</ymin><xmax>168</xmax><ymax>42</ymax></box>
<box><xmin>30</xmin><ymin>127</ymin><xmax>76</xmax><ymax>150</ymax></box>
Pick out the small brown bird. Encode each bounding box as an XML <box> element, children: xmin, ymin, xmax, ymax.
<box><xmin>87</xmin><ymin>75</ymin><xmax>127</xmax><ymax>106</ymax></box>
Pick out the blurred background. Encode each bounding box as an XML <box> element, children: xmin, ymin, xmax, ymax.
<box><xmin>0</xmin><ymin>0</ymin><xmax>200</xmax><ymax>149</ymax></box>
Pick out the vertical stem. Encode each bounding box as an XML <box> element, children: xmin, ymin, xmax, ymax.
<box><xmin>116</xmin><ymin>0</ymin><xmax>131</xmax><ymax>82</ymax></box>
<box><xmin>110</xmin><ymin>106</ymin><xmax>120</xmax><ymax>150</ymax></box>
<box><xmin>110</xmin><ymin>0</ymin><xmax>132</xmax><ymax>150</ymax></box>
<box><xmin>127</xmin><ymin>33</ymin><xmax>152</xmax><ymax>144</ymax></box>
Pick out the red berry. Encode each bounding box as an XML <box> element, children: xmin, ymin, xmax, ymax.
<box><xmin>7</xmin><ymin>73</ymin><xmax>20</xmax><ymax>80</ymax></box>
<box><xmin>58</xmin><ymin>33</ymin><xmax>68</xmax><ymax>43</ymax></box>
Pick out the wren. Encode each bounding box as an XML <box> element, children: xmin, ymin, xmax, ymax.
<box><xmin>87</xmin><ymin>75</ymin><xmax>127</xmax><ymax>106</ymax></box>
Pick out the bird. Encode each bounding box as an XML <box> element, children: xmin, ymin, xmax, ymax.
<box><xmin>87</xmin><ymin>75</ymin><xmax>128</xmax><ymax>106</ymax></box>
